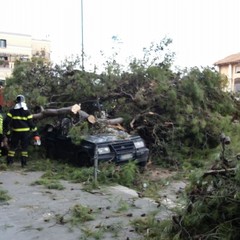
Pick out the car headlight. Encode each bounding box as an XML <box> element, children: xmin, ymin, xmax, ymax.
<box><xmin>134</xmin><ymin>140</ymin><xmax>145</xmax><ymax>149</ymax></box>
<box><xmin>97</xmin><ymin>146</ymin><xmax>111</xmax><ymax>154</ymax></box>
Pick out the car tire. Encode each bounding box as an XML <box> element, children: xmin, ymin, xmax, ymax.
<box><xmin>76</xmin><ymin>152</ymin><xmax>92</xmax><ymax>167</ymax></box>
<box><xmin>138</xmin><ymin>161</ymin><xmax>147</xmax><ymax>173</ymax></box>
<box><xmin>138</xmin><ymin>161</ymin><xmax>147</xmax><ymax>167</ymax></box>
<box><xmin>46</xmin><ymin>144</ymin><xmax>57</xmax><ymax>159</ymax></box>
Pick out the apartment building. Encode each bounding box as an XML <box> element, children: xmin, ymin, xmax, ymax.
<box><xmin>0</xmin><ymin>32</ymin><xmax>51</xmax><ymax>85</ymax></box>
<box><xmin>214</xmin><ymin>52</ymin><xmax>240</xmax><ymax>92</ymax></box>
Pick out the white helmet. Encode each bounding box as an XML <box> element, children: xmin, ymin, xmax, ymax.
<box><xmin>15</xmin><ymin>95</ymin><xmax>25</xmax><ymax>103</ymax></box>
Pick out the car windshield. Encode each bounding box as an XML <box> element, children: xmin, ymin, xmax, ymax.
<box><xmin>85</xmin><ymin>132</ymin><xmax>130</xmax><ymax>143</ymax></box>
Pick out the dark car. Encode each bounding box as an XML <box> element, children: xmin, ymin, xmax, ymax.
<box><xmin>42</xmin><ymin>118</ymin><xmax>149</xmax><ymax>167</ymax></box>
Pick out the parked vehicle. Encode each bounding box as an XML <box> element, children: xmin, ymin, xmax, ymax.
<box><xmin>41</xmin><ymin>118</ymin><xmax>149</xmax><ymax>167</ymax></box>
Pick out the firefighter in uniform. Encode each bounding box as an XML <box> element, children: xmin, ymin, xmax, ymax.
<box><xmin>3</xmin><ymin>95</ymin><xmax>38</xmax><ymax>167</ymax></box>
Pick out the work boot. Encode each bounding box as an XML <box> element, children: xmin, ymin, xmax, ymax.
<box><xmin>21</xmin><ymin>156</ymin><xmax>27</xmax><ymax>168</ymax></box>
<box><xmin>6</xmin><ymin>156</ymin><xmax>14</xmax><ymax>166</ymax></box>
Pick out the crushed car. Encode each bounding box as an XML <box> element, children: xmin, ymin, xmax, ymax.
<box><xmin>41</xmin><ymin>117</ymin><xmax>149</xmax><ymax>167</ymax></box>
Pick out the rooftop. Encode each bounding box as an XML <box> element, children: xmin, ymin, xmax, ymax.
<box><xmin>214</xmin><ymin>52</ymin><xmax>240</xmax><ymax>65</ymax></box>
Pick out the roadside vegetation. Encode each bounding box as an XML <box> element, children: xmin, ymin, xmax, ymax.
<box><xmin>2</xmin><ymin>37</ymin><xmax>240</xmax><ymax>239</ymax></box>
<box><xmin>26</xmin><ymin>157</ymin><xmax>167</xmax><ymax>195</ymax></box>
<box><xmin>0</xmin><ymin>188</ymin><xmax>11</xmax><ymax>202</ymax></box>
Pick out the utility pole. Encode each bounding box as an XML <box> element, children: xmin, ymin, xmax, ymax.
<box><xmin>81</xmin><ymin>0</ymin><xmax>84</xmax><ymax>71</ymax></box>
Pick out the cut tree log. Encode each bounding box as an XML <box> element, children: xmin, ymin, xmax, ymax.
<box><xmin>33</xmin><ymin>104</ymin><xmax>81</xmax><ymax>120</ymax></box>
<box><xmin>98</xmin><ymin>117</ymin><xmax>124</xmax><ymax>125</ymax></box>
<box><xmin>203</xmin><ymin>168</ymin><xmax>236</xmax><ymax>177</ymax></box>
<box><xmin>32</xmin><ymin>104</ymin><xmax>124</xmax><ymax>126</ymax></box>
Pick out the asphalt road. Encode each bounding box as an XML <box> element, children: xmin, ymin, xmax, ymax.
<box><xmin>0</xmin><ymin>169</ymin><xmax>186</xmax><ymax>240</ymax></box>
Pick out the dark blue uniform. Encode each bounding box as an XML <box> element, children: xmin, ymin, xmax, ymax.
<box><xmin>3</xmin><ymin>96</ymin><xmax>37</xmax><ymax>167</ymax></box>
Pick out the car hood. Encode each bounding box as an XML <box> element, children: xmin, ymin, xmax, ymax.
<box><xmin>84</xmin><ymin>132</ymin><xmax>135</xmax><ymax>144</ymax></box>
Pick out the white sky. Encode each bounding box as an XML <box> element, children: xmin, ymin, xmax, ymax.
<box><xmin>1</xmin><ymin>0</ymin><xmax>240</xmax><ymax>70</ymax></box>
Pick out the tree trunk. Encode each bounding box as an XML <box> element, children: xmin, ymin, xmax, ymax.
<box><xmin>33</xmin><ymin>104</ymin><xmax>81</xmax><ymax>120</ymax></box>
<box><xmin>32</xmin><ymin>104</ymin><xmax>124</xmax><ymax>125</ymax></box>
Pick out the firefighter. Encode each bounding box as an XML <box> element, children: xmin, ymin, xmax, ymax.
<box><xmin>3</xmin><ymin>95</ymin><xmax>38</xmax><ymax>167</ymax></box>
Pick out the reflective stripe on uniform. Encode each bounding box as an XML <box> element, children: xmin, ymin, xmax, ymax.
<box><xmin>12</xmin><ymin>128</ymin><xmax>30</xmax><ymax>132</ymax></box>
<box><xmin>31</xmin><ymin>127</ymin><xmax>37</xmax><ymax>131</ymax></box>
<box><xmin>8</xmin><ymin>150</ymin><xmax>15</xmax><ymax>157</ymax></box>
<box><xmin>12</xmin><ymin>116</ymin><xmax>30</xmax><ymax>120</ymax></box>
<box><xmin>21</xmin><ymin>151</ymin><xmax>28</xmax><ymax>157</ymax></box>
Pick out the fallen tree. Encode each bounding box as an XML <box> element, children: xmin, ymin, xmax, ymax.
<box><xmin>32</xmin><ymin>104</ymin><xmax>124</xmax><ymax>126</ymax></box>
<box><xmin>33</xmin><ymin>104</ymin><xmax>81</xmax><ymax>119</ymax></box>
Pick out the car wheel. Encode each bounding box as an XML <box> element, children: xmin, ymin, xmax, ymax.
<box><xmin>138</xmin><ymin>161</ymin><xmax>147</xmax><ymax>173</ymax></box>
<box><xmin>138</xmin><ymin>161</ymin><xmax>147</xmax><ymax>167</ymax></box>
<box><xmin>76</xmin><ymin>152</ymin><xmax>92</xmax><ymax>167</ymax></box>
<box><xmin>46</xmin><ymin>144</ymin><xmax>57</xmax><ymax>159</ymax></box>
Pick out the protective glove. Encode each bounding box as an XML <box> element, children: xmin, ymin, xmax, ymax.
<box><xmin>33</xmin><ymin>135</ymin><xmax>41</xmax><ymax>146</ymax></box>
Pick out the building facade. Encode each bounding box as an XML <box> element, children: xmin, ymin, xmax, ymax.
<box><xmin>0</xmin><ymin>32</ymin><xmax>51</xmax><ymax>85</ymax></box>
<box><xmin>214</xmin><ymin>53</ymin><xmax>240</xmax><ymax>92</ymax></box>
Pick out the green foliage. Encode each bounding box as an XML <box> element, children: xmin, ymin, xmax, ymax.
<box><xmin>26</xmin><ymin>158</ymin><xmax>53</xmax><ymax>172</ymax></box>
<box><xmin>68</xmin><ymin>122</ymin><xmax>89</xmax><ymax>145</ymax></box>
<box><xmin>4</xmin><ymin>59</ymin><xmax>101</xmax><ymax>108</ymax></box>
<box><xmin>117</xmin><ymin>161</ymin><xmax>138</xmax><ymax>187</ymax></box>
<box><xmin>5</xmin><ymin>39</ymin><xmax>240</xmax><ymax>239</ymax></box>
<box><xmin>69</xmin><ymin>167</ymin><xmax>94</xmax><ymax>183</ymax></box>
<box><xmin>80</xmin><ymin>227</ymin><xmax>104</xmax><ymax>240</ymax></box>
<box><xmin>0</xmin><ymin>163</ymin><xmax>7</xmax><ymax>171</ymax></box>
<box><xmin>70</xmin><ymin>204</ymin><xmax>95</xmax><ymax>225</ymax></box>
<box><xmin>97</xmin><ymin>161</ymin><xmax>139</xmax><ymax>187</ymax></box>
<box><xmin>0</xmin><ymin>188</ymin><xmax>11</xmax><ymax>202</ymax></box>
<box><xmin>4</xmin><ymin>37</ymin><xmax>240</xmax><ymax>169</ymax></box>
<box><xmin>131</xmin><ymin>211</ymin><xmax>166</xmax><ymax>239</ymax></box>
<box><xmin>26</xmin><ymin>159</ymin><xmax>141</xmax><ymax>191</ymax></box>
<box><xmin>116</xmin><ymin>199</ymin><xmax>130</xmax><ymax>212</ymax></box>
<box><xmin>151</xmin><ymin>161</ymin><xmax>240</xmax><ymax>240</ymax></box>
<box><xmin>31</xmin><ymin>177</ymin><xmax>65</xmax><ymax>190</ymax></box>
<box><xmin>181</xmin><ymin>78</ymin><xmax>204</xmax><ymax>105</ymax></box>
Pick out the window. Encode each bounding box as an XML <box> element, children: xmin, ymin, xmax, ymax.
<box><xmin>0</xmin><ymin>56</ymin><xmax>8</xmax><ymax>61</ymax></box>
<box><xmin>0</xmin><ymin>79</ymin><xmax>5</xmax><ymax>87</ymax></box>
<box><xmin>0</xmin><ymin>39</ymin><xmax>7</xmax><ymax>48</ymax></box>
<box><xmin>20</xmin><ymin>55</ymin><xmax>29</xmax><ymax>61</ymax></box>
<box><xmin>235</xmin><ymin>65</ymin><xmax>240</xmax><ymax>73</ymax></box>
<box><xmin>234</xmin><ymin>78</ymin><xmax>240</xmax><ymax>92</ymax></box>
